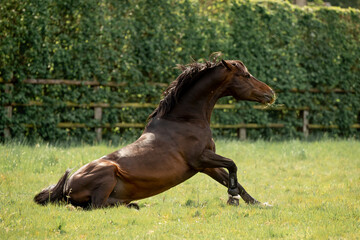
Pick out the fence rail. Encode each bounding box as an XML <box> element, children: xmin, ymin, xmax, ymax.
<box><xmin>22</xmin><ymin>79</ymin><xmax>168</xmax><ymax>87</ymax></box>
<box><xmin>1</xmin><ymin>80</ymin><xmax>359</xmax><ymax>141</ymax></box>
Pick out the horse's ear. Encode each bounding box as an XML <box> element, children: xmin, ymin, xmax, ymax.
<box><xmin>221</xmin><ymin>60</ymin><xmax>232</xmax><ymax>71</ymax></box>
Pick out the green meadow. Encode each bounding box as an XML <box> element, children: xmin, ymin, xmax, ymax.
<box><xmin>0</xmin><ymin>140</ymin><xmax>359</xmax><ymax>239</ymax></box>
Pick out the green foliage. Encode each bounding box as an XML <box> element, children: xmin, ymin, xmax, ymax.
<box><xmin>323</xmin><ymin>0</ymin><xmax>360</xmax><ymax>9</ymax></box>
<box><xmin>0</xmin><ymin>0</ymin><xmax>359</xmax><ymax>143</ymax></box>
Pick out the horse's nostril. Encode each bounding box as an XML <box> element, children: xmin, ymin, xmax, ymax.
<box><xmin>264</xmin><ymin>93</ymin><xmax>271</xmax><ymax>99</ymax></box>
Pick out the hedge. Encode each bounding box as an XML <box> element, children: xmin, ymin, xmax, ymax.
<box><xmin>0</xmin><ymin>0</ymin><xmax>359</xmax><ymax>143</ymax></box>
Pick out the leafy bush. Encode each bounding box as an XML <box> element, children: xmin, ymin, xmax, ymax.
<box><xmin>1</xmin><ymin>0</ymin><xmax>359</xmax><ymax>143</ymax></box>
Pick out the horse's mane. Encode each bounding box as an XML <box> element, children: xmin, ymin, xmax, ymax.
<box><xmin>148</xmin><ymin>53</ymin><xmax>223</xmax><ymax>120</ymax></box>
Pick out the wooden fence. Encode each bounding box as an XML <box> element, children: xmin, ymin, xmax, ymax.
<box><xmin>2</xmin><ymin>79</ymin><xmax>360</xmax><ymax>141</ymax></box>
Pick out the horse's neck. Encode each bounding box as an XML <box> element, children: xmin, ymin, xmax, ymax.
<box><xmin>167</xmin><ymin>74</ymin><xmax>228</xmax><ymax>124</ymax></box>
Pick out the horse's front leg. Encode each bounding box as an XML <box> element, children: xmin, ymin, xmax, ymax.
<box><xmin>191</xmin><ymin>149</ymin><xmax>240</xmax><ymax>205</ymax></box>
<box><xmin>201</xmin><ymin>167</ymin><xmax>261</xmax><ymax>205</ymax></box>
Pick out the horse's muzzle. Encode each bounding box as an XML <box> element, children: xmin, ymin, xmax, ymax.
<box><xmin>263</xmin><ymin>89</ymin><xmax>276</xmax><ymax>104</ymax></box>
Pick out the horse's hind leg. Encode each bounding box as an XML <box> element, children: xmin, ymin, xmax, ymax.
<box><xmin>201</xmin><ymin>167</ymin><xmax>261</xmax><ymax>205</ymax></box>
<box><xmin>90</xmin><ymin>176</ymin><xmax>117</xmax><ymax>208</ymax></box>
<box><xmin>87</xmin><ymin>162</ymin><xmax>120</xmax><ymax>208</ymax></box>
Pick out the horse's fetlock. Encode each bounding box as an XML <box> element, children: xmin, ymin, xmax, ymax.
<box><xmin>228</xmin><ymin>187</ymin><xmax>239</xmax><ymax>196</ymax></box>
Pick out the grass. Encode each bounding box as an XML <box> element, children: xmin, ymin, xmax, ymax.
<box><xmin>0</xmin><ymin>140</ymin><xmax>359</xmax><ymax>239</ymax></box>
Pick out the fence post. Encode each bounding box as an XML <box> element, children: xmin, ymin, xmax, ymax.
<box><xmin>238</xmin><ymin>128</ymin><xmax>246</xmax><ymax>141</ymax></box>
<box><xmin>4</xmin><ymin>83</ymin><xmax>13</xmax><ymax>139</ymax></box>
<box><xmin>294</xmin><ymin>0</ymin><xmax>307</xmax><ymax>7</ymax></box>
<box><xmin>94</xmin><ymin>86</ymin><xmax>102</xmax><ymax>142</ymax></box>
<box><xmin>303</xmin><ymin>110</ymin><xmax>309</xmax><ymax>138</ymax></box>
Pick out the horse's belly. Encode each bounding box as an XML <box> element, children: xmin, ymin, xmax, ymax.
<box><xmin>110</xmin><ymin>166</ymin><xmax>197</xmax><ymax>202</ymax></box>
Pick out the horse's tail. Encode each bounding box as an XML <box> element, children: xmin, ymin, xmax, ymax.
<box><xmin>34</xmin><ymin>169</ymin><xmax>72</xmax><ymax>205</ymax></box>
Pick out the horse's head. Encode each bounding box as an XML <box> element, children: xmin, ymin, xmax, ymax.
<box><xmin>221</xmin><ymin>60</ymin><xmax>275</xmax><ymax>105</ymax></box>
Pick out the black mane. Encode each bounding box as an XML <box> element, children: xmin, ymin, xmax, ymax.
<box><xmin>148</xmin><ymin>53</ymin><xmax>223</xmax><ymax>120</ymax></box>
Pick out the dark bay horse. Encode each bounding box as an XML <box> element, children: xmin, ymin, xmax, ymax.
<box><xmin>34</xmin><ymin>56</ymin><xmax>275</xmax><ymax>209</ymax></box>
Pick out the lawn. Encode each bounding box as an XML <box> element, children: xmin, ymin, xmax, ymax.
<box><xmin>0</xmin><ymin>140</ymin><xmax>359</xmax><ymax>239</ymax></box>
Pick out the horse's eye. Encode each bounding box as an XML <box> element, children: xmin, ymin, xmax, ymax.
<box><xmin>244</xmin><ymin>73</ymin><xmax>251</xmax><ymax>78</ymax></box>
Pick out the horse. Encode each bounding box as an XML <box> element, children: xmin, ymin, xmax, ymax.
<box><xmin>34</xmin><ymin>55</ymin><xmax>275</xmax><ymax>209</ymax></box>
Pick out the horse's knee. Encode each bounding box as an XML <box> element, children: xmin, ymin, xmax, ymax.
<box><xmin>228</xmin><ymin>162</ymin><xmax>237</xmax><ymax>173</ymax></box>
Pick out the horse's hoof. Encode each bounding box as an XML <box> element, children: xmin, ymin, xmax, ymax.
<box><xmin>227</xmin><ymin>194</ymin><xmax>240</xmax><ymax>206</ymax></box>
<box><xmin>126</xmin><ymin>203</ymin><xmax>140</xmax><ymax>210</ymax></box>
